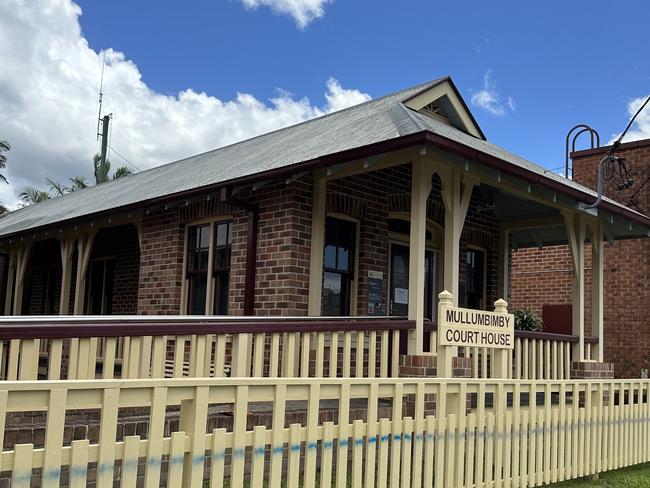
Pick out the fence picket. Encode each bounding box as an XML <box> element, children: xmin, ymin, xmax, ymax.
<box><xmin>1</xmin><ymin>375</ymin><xmax>650</xmax><ymax>488</ymax></box>
<box><xmin>389</xmin><ymin>383</ymin><xmax>403</xmax><ymax>488</ymax></box>
<box><xmin>364</xmin><ymin>383</ymin><xmax>379</xmax><ymax>488</ymax></box>
<box><xmin>401</xmin><ymin>417</ymin><xmax>413</xmax><ymax>488</ymax></box>
<box><xmin>423</xmin><ymin>415</ymin><xmax>436</xmax><ymax>487</ymax></box>
<box><xmin>250</xmin><ymin>426</ymin><xmax>267</xmax><ymax>488</ymax></box>
<box><xmin>120</xmin><ymin>435</ymin><xmax>140</xmax><ymax>488</ymax></box>
<box><xmin>352</xmin><ymin>419</ymin><xmax>365</xmax><ymax>487</ymax></box>
<box><xmin>12</xmin><ymin>443</ymin><xmax>33</xmax><ymax>488</ymax></box>
<box><xmin>336</xmin><ymin>382</ymin><xmax>351</xmax><ymax>488</ymax></box>
<box><xmin>304</xmin><ymin>383</ymin><xmax>320</xmax><ymax>486</ymax></box>
<box><xmin>69</xmin><ymin>439</ymin><xmax>90</xmax><ymax>488</ymax></box>
<box><xmin>97</xmin><ymin>388</ymin><xmax>120</xmax><ymax>488</ymax></box>
<box><xmin>210</xmin><ymin>428</ymin><xmax>226</xmax><ymax>488</ymax></box>
<box><xmin>321</xmin><ymin>422</ymin><xmax>335</xmax><ymax>488</ymax></box>
<box><xmin>42</xmin><ymin>389</ymin><xmax>67</xmax><ymax>488</ymax></box>
<box><xmin>269</xmin><ymin>384</ymin><xmax>287</xmax><ymax>486</ymax></box>
<box><xmin>287</xmin><ymin>423</ymin><xmax>302</xmax><ymax>488</ymax></box>
<box><xmin>144</xmin><ymin>386</ymin><xmax>167</xmax><ymax>488</ymax></box>
<box><xmin>168</xmin><ymin>431</ymin><xmax>186</xmax><ymax>488</ymax></box>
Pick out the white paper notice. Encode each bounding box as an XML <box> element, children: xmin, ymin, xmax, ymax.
<box><xmin>394</xmin><ymin>288</ymin><xmax>408</xmax><ymax>304</ymax></box>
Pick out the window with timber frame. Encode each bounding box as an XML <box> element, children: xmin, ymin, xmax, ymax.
<box><xmin>185</xmin><ymin>219</ymin><xmax>232</xmax><ymax>315</ymax></box>
<box><xmin>321</xmin><ymin>217</ymin><xmax>357</xmax><ymax>316</ymax></box>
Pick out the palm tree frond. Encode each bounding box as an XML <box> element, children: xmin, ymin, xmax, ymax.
<box><xmin>112</xmin><ymin>166</ymin><xmax>133</xmax><ymax>180</ymax></box>
<box><xmin>46</xmin><ymin>178</ymin><xmax>68</xmax><ymax>196</ymax></box>
<box><xmin>19</xmin><ymin>186</ymin><xmax>50</xmax><ymax>206</ymax></box>
<box><xmin>68</xmin><ymin>176</ymin><xmax>88</xmax><ymax>191</ymax></box>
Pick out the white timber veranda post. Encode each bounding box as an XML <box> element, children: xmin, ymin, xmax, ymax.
<box><xmin>437</xmin><ymin>290</ymin><xmax>454</xmax><ymax>377</ymax></box>
<box><xmin>497</xmin><ymin>227</ymin><xmax>510</xmax><ymax>300</ymax></box>
<box><xmin>407</xmin><ymin>156</ymin><xmax>436</xmax><ymax>354</ymax></box>
<box><xmin>492</xmin><ymin>298</ymin><xmax>510</xmax><ymax>378</ymax></box>
<box><xmin>12</xmin><ymin>244</ymin><xmax>31</xmax><ymax>315</ymax></box>
<box><xmin>308</xmin><ymin>169</ymin><xmax>327</xmax><ymax>316</ymax></box>
<box><xmin>591</xmin><ymin>220</ymin><xmax>604</xmax><ymax>362</ymax></box>
<box><xmin>3</xmin><ymin>249</ymin><xmax>16</xmax><ymax>315</ymax></box>
<box><xmin>73</xmin><ymin>232</ymin><xmax>95</xmax><ymax>315</ymax></box>
<box><xmin>563</xmin><ymin>211</ymin><xmax>585</xmax><ymax>362</ymax></box>
<box><xmin>59</xmin><ymin>237</ymin><xmax>76</xmax><ymax>315</ymax></box>
<box><xmin>440</xmin><ymin>167</ymin><xmax>476</xmax><ymax>304</ymax></box>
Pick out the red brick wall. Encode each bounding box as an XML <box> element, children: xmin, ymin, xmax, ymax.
<box><xmin>511</xmin><ymin>138</ymin><xmax>650</xmax><ymax>377</ymax></box>
<box><xmin>136</xmin><ymin>163</ymin><xmax>501</xmax><ymax>318</ymax></box>
<box><xmin>88</xmin><ymin>224</ymin><xmax>140</xmax><ymax>315</ymax></box>
<box><xmin>136</xmin><ymin>180</ymin><xmax>313</xmax><ymax>316</ymax></box>
<box><xmin>137</xmin><ymin>207</ymin><xmax>185</xmax><ymax>315</ymax></box>
<box><xmin>229</xmin><ymin>180</ymin><xmax>312</xmax><ymax>316</ymax></box>
<box><xmin>326</xmin><ymin>164</ymin><xmax>500</xmax><ymax>315</ymax></box>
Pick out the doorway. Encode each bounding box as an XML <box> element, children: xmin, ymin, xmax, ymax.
<box><xmin>389</xmin><ymin>244</ymin><xmax>438</xmax><ymax>320</ymax></box>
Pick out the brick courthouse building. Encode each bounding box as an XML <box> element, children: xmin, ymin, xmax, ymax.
<box><xmin>511</xmin><ymin>138</ymin><xmax>650</xmax><ymax>377</ymax></box>
<box><xmin>1</xmin><ymin>77</ymin><xmax>649</xmax><ymax>369</ymax></box>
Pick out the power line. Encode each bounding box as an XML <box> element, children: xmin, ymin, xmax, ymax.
<box><xmin>616</xmin><ymin>94</ymin><xmax>650</xmax><ymax>145</ymax></box>
<box><xmin>108</xmin><ymin>145</ymin><xmax>141</xmax><ymax>172</ymax></box>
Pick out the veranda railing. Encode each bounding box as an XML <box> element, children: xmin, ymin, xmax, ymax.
<box><xmin>0</xmin><ymin>316</ymin><xmax>598</xmax><ymax>381</ymax></box>
<box><xmin>0</xmin><ymin>377</ymin><xmax>648</xmax><ymax>487</ymax></box>
<box><xmin>0</xmin><ymin>316</ymin><xmax>410</xmax><ymax>380</ymax></box>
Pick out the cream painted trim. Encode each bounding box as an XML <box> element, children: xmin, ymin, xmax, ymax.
<box><xmin>323</xmin><ymin>147</ymin><xmax>418</xmax><ymax>182</ymax></box>
<box><xmin>402</xmin><ymin>81</ymin><xmax>483</xmax><ymax>138</ymax></box>
<box><xmin>439</xmin><ymin>164</ymin><xmax>478</xmax><ymax>305</ymax></box>
<box><xmin>3</xmin><ymin>250</ymin><xmax>16</xmax><ymax>315</ymax></box>
<box><xmin>205</xmin><ymin>222</ymin><xmax>216</xmax><ymax>315</ymax></box>
<box><xmin>59</xmin><ymin>237</ymin><xmax>75</xmax><ymax>315</ymax></box>
<box><xmin>407</xmin><ymin>157</ymin><xmax>436</xmax><ymax>354</ymax></box>
<box><xmin>563</xmin><ymin>210</ymin><xmax>585</xmax><ymax>361</ymax></box>
<box><xmin>387</xmin><ymin>211</ymin><xmax>443</xmax><ymax>248</ymax></box>
<box><xmin>181</xmin><ymin>216</ymin><xmax>232</xmax><ymax>315</ymax></box>
<box><xmin>307</xmin><ymin>170</ymin><xmax>327</xmax><ymax>316</ymax></box>
<box><xmin>324</xmin><ymin>212</ymin><xmax>361</xmax><ymax>316</ymax></box>
<box><xmin>4</xmin><ymin>211</ymin><xmax>143</xmax><ymax>248</ymax></box>
<box><xmin>589</xmin><ymin>219</ymin><xmax>604</xmax><ymax>362</ymax></box>
<box><xmin>12</xmin><ymin>244</ymin><xmax>31</xmax><ymax>315</ymax></box>
<box><xmin>73</xmin><ymin>232</ymin><xmax>95</xmax><ymax>315</ymax></box>
<box><xmin>497</xmin><ymin>228</ymin><xmax>509</xmax><ymax>301</ymax></box>
<box><xmin>180</xmin><ymin>227</ymin><xmax>189</xmax><ymax>315</ymax></box>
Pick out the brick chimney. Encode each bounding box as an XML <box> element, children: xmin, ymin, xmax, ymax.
<box><xmin>571</xmin><ymin>138</ymin><xmax>650</xmax><ymax>215</ymax></box>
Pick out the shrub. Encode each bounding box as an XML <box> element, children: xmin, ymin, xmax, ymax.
<box><xmin>514</xmin><ymin>307</ymin><xmax>543</xmax><ymax>332</ymax></box>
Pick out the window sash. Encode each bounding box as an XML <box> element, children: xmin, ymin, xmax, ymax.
<box><xmin>185</xmin><ymin>221</ymin><xmax>232</xmax><ymax>315</ymax></box>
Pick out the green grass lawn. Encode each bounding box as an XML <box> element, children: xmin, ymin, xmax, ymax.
<box><xmin>549</xmin><ymin>463</ymin><xmax>650</xmax><ymax>487</ymax></box>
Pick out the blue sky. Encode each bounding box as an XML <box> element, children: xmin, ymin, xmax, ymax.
<box><xmin>74</xmin><ymin>0</ymin><xmax>650</xmax><ymax>170</ymax></box>
<box><xmin>1</xmin><ymin>1</ymin><xmax>649</xmax><ymax>206</ymax></box>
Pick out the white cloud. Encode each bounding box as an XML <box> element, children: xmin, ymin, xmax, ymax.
<box><xmin>470</xmin><ymin>70</ymin><xmax>514</xmax><ymax>117</ymax></box>
<box><xmin>617</xmin><ymin>94</ymin><xmax>650</xmax><ymax>143</ymax></box>
<box><xmin>0</xmin><ymin>0</ymin><xmax>368</xmax><ymax>210</ymax></box>
<box><xmin>239</xmin><ymin>0</ymin><xmax>332</xmax><ymax>29</ymax></box>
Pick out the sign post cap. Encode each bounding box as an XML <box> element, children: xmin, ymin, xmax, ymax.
<box><xmin>438</xmin><ymin>290</ymin><xmax>454</xmax><ymax>305</ymax></box>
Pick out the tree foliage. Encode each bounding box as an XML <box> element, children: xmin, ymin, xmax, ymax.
<box><xmin>18</xmin><ymin>154</ymin><xmax>133</xmax><ymax>208</ymax></box>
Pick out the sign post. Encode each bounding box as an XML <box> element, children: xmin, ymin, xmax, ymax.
<box><xmin>437</xmin><ymin>290</ymin><xmax>514</xmax><ymax>378</ymax></box>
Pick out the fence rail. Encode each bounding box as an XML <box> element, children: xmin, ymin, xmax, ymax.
<box><xmin>429</xmin><ymin>325</ymin><xmax>598</xmax><ymax>380</ymax></box>
<box><xmin>0</xmin><ymin>316</ymin><xmax>409</xmax><ymax>381</ymax></box>
<box><xmin>0</xmin><ymin>317</ymin><xmax>599</xmax><ymax>381</ymax></box>
<box><xmin>0</xmin><ymin>377</ymin><xmax>648</xmax><ymax>487</ymax></box>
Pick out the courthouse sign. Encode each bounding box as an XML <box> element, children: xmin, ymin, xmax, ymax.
<box><xmin>439</xmin><ymin>306</ymin><xmax>514</xmax><ymax>349</ymax></box>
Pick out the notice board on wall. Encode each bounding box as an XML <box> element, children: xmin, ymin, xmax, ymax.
<box><xmin>367</xmin><ymin>270</ymin><xmax>384</xmax><ymax>316</ymax></box>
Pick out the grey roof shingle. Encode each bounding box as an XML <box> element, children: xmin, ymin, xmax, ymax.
<box><xmin>0</xmin><ymin>77</ymin><xmax>647</xmax><ymax>239</ymax></box>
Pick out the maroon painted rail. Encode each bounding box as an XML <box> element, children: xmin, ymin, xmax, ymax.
<box><xmin>0</xmin><ymin>316</ymin><xmax>414</xmax><ymax>340</ymax></box>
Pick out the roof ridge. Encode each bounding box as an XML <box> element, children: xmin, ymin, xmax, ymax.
<box><xmin>126</xmin><ymin>77</ymin><xmax>447</xmax><ymax>177</ymax></box>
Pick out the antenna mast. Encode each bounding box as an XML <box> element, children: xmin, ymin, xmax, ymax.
<box><xmin>97</xmin><ymin>52</ymin><xmax>106</xmax><ymax>141</ymax></box>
